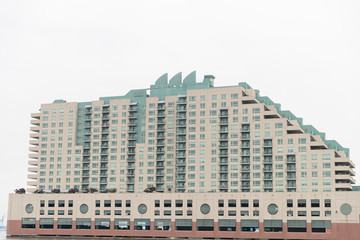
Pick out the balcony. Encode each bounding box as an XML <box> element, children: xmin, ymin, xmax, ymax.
<box><xmin>156</xmin><ymin>156</ymin><xmax>165</xmax><ymax>161</ymax></box>
<box><xmin>241</xmin><ymin>135</ymin><xmax>250</xmax><ymax>140</ymax></box>
<box><xmin>30</xmin><ymin>119</ymin><xmax>40</xmax><ymax>126</ymax></box>
<box><xmin>219</xmin><ymin>168</ymin><xmax>228</xmax><ymax>173</ymax></box>
<box><xmin>219</xmin><ymin>160</ymin><xmax>228</xmax><ymax>165</ymax></box>
<box><xmin>102</xmin><ymin>114</ymin><xmax>110</xmax><ymax>120</ymax></box>
<box><xmin>176</xmin><ymin>161</ymin><xmax>186</xmax><ymax>166</ymax></box>
<box><xmin>286</xmin><ymin>166</ymin><xmax>296</xmax><ymax>171</ymax></box>
<box><xmin>101</xmin><ymin>137</ymin><xmax>109</xmax><ymax>141</ymax></box>
<box><xmin>263</xmin><ymin>158</ymin><xmax>273</xmax><ymax>163</ymax></box>
<box><xmin>176</xmin><ymin>153</ymin><xmax>186</xmax><ymax>158</ymax></box>
<box><xmin>335</xmin><ymin>165</ymin><xmax>355</xmax><ymax>176</ymax></box>
<box><xmin>157</xmin><ymin>119</ymin><xmax>165</xmax><ymax>124</ymax></box>
<box><xmin>219</xmin><ymin>121</ymin><xmax>228</xmax><ymax>125</ymax></box>
<box><xmin>219</xmin><ymin>184</ymin><xmax>228</xmax><ymax>189</ymax></box>
<box><xmin>177</xmin><ymin>99</ymin><xmax>187</xmax><ymax>104</ymax></box>
<box><xmin>156</xmin><ymin>178</ymin><xmax>164</xmax><ymax>184</ymax></box>
<box><xmin>176</xmin><ymin>106</ymin><xmax>187</xmax><ymax>112</ymax></box>
<box><xmin>335</xmin><ymin>174</ymin><xmax>356</xmax><ymax>184</ymax></box>
<box><xmin>129</xmin><ymin>120</ymin><xmax>137</xmax><ymax>126</ymax></box>
<box><xmin>241</xmin><ymin>144</ymin><xmax>250</xmax><ymax>148</ymax></box>
<box><xmin>176</xmin><ymin>137</ymin><xmax>186</xmax><ymax>142</ymax></box>
<box><xmin>127</xmin><ymin>164</ymin><xmax>135</xmax><ymax>170</ymax></box>
<box><xmin>99</xmin><ymin>143</ymin><xmax>108</xmax><ymax>148</ymax></box>
<box><xmin>176</xmin><ymin>114</ymin><xmax>186</xmax><ymax>120</ymax></box>
<box><xmin>157</xmin><ymin>127</ymin><xmax>165</xmax><ymax>132</ymax></box>
<box><xmin>241</xmin><ymin>151</ymin><xmax>250</xmax><ymax>156</ymax></box>
<box><xmin>127</xmin><ymin>150</ymin><xmax>136</xmax><ymax>155</ymax></box>
<box><xmin>28</xmin><ymin>167</ymin><xmax>37</xmax><ymax>173</ymax></box>
<box><xmin>156</xmin><ymin>186</ymin><xmax>164</xmax><ymax>192</ymax></box>
<box><xmin>128</xmin><ymin>128</ymin><xmax>137</xmax><ymax>133</ymax></box>
<box><xmin>30</xmin><ymin>133</ymin><xmax>40</xmax><ymax>139</ymax></box>
<box><xmin>241</xmin><ymin>127</ymin><xmax>250</xmax><ymax>132</ymax></box>
<box><xmin>27</xmin><ymin>181</ymin><xmax>38</xmax><ymax>186</ymax></box>
<box><xmin>286</xmin><ymin>157</ymin><xmax>296</xmax><ymax>163</ymax></box>
<box><xmin>176</xmin><ymin>168</ymin><xmax>186</xmax><ymax>174</ymax></box>
<box><xmin>219</xmin><ymin>143</ymin><xmax>228</xmax><ymax>149</ymax></box>
<box><xmin>157</xmin><ymin>105</ymin><xmax>166</xmax><ymax>110</ymax></box>
<box><xmin>156</xmin><ymin>163</ymin><xmax>164</xmax><ymax>168</ymax></box>
<box><xmin>100</xmin><ymin>165</ymin><xmax>108</xmax><ymax>170</ymax></box>
<box><xmin>129</xmin><ymin>106</ymin><xmax>138</xmax><ymax>112</ymax></box>
<box><xmin>156</xmin><ymin>171</ymin><xmax>165</xmax><ymax>176</ymax></box>
<box><xmin>176</xmin><ymin>130</ymin><xmax>186</xmax><ymax>135</ymax></box>
<box><xmin>29</xmin><ymin>139</ymin><xmax>39</xmax><ymax>146</ymax></box>
<box><xmin>176</xmin><ymin>177</ymin><xmax>185</xmax><ymax>181</ymax></box>
<box><xmin>28</xmin><ymin>154</ymin><xmax>38</xmax><ymax>159</ymax></box>
<box><xmin>287</xmin><ymin>175</ymin><xmax>296</xmax><ymax>180</ymax></box>
<box><xmin>29</xmin><ymin>146</ymin><xmax>38</xmax><ymax>152</ymax></box>
<box><xmin>157</xmin><ymin>134</ymin><xmax>165</xmax><ymax>139</ymax></box>
<box><xmin>27</xmin><ymin>174</ymin><xmax>37</xmax><ymax>179</ymax></box>
<box><xmin>30</xmin><ymin>127</ymin><xmax>39</xmax><ymax>133</ymax></box>
<box><xmin>31</xmin><ymin>112</ymin><xmax>41</xmax><ymax>119</ymax></box>
<box><xmin>263</xmin><ymin>167</ymin><xmax>273</xmax><ymax>172</ymax></box>
<box><xmin>219</xmin><ymin>151</ymin><xmax>228</xmax><ymax>157</ymax></box>
<box><xmin>241</xmin><ymin>175</ymin><xmax>250</xmax><ymax>180</ymax></box>
<box><xmin>219</xmin><ymin>128</ymin><xmax>228</xmax><ymax>133</ymax></box>
<box><xmin>28</xmin><ymin>160</ymin><xmax>38</xmax><ymax>166</ymax></box>
<box><xmin>128</xmin><ymin>135</ymin><xmax>137</xmax><ymax>140</ymax></box>
<box><xmin>263</xmin><ymin>150</ymin><xmax>273</xmax><ymax>155</ymax></box>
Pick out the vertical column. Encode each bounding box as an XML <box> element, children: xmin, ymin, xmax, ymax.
<box><xmin>81</xmin><ymin>105</ymin><xmax>92</xmax><ymax>191</ymax></box>
<box><xmin>219</xmin><ymin>108</ymin><xmax>229</xmax><ymax>192</ymax></box>
<box><xmin>100</xmin><ymin>104</ymin><xmax>110</xmax><ymax>191</ymax></box>
<box><xmin>156</xmin><ymin>101</ymin><xmax>166</xmax><ymax>192</ymax></box>
<box><xmin>240</xmin><ymin>122</ymin><xmax>251</xmax><ymax>192</ymax></box>
<box><xmin>286</xmin><ymin>153</ymin><xmax>296</xmax><ymax>192</ymax></box>
<box><xmin>175</xmin><ymin>96</ymin><xmax>187</xmax><ymax>192</ymax></box>
<box><xmin>263</xmin><ymin>138</ymin><xmax>273</xmax><ymax>192</ymax></box>
<box><xmin>126</xmin><ymin>103</ymin><xmax>138</xmax><ymax>192</ymax></box>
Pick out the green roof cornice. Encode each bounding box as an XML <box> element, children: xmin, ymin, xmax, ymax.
<box><xmin>251</xmin><ymin>85</ymin><xmax>349</xmax><ymax>157</ymax></box>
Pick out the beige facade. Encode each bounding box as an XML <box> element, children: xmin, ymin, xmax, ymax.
<box><xmin>27</xmin><ymin>76</ymin><xmax>354</xmax><ymax>194</ymax></box>
<box><xmin>8</xmin><ymin>73</ymin><xmax>359</xmax><ymax>239</ymax></box>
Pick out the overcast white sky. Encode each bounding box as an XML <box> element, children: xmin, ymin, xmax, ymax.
<box><xmin>0</xmin><ymin>0</ymin><xmax>359</xmax><ymax>221</ymax></box>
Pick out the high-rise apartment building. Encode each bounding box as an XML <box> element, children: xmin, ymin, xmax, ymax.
<box><xmin>7</xmin><ymin>72</ymin><xmax>360</xmax><ymax>239</ymax></box>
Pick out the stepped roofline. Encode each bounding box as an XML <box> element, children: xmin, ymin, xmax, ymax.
<box><xmin>58</xmin><ymin>72</ymin><xmax>348</xmax><ymax>158</ymax></box>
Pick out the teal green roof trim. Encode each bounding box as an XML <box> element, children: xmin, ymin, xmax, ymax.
<box><xmin>169</xmin><ymin>72</ymin><xmax>182</xmax><ymax>86</ymax></box>
<box><xmin>183</xmin><ymin>71</ymin><xmax>196</xmax><ymax>85</ymax></box>
<box><xmin>250</xmin><ymin>85</ymin><xmax>349</xmax><ymax>157</ymax></box>
<box><xmin>99</xmin><ymin>89</ymin><xmax>148</xmax><ymax>102</ymax></box>
<box><xmin>53</xmin><ymin>99</ymin><xmax>66</xmax><ymax>103</ymax></box>
<box><xmin>238</xmin><ymin>82</ymin><xmax>252</xmax><ymax>89</ymax></box>
<box><xmin>155</xmin><ymin>73</ymin><xmax>168</xmax><ymax>86</ymax></box>
<box><xmin>149</xmin><ymin>71</ymin><xmax>214</xmax><ymax>98</ymax></box>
